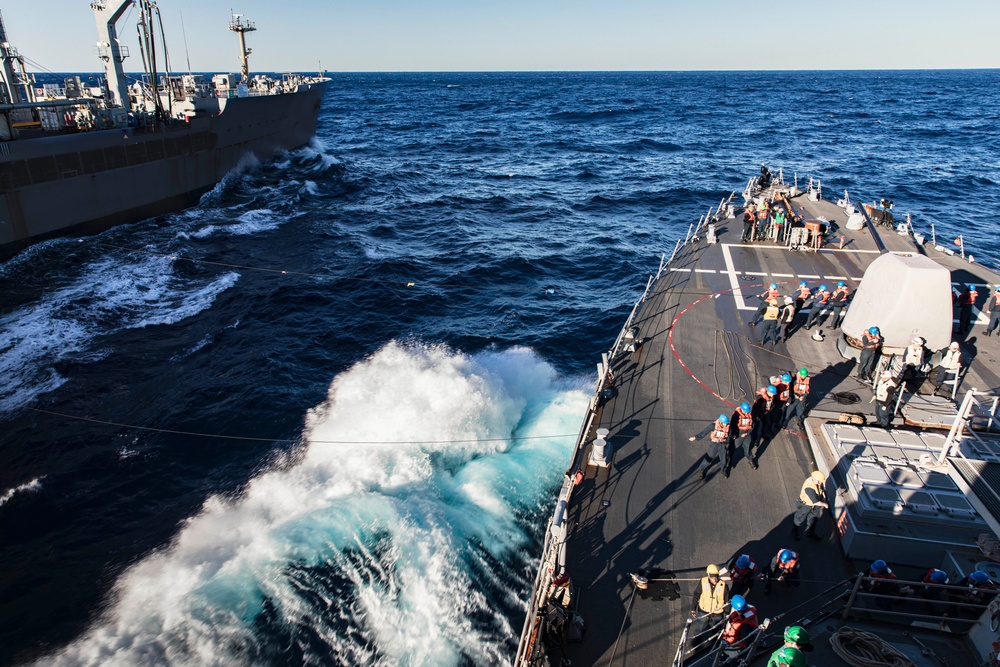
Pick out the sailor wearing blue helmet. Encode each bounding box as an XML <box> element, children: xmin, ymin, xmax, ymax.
<box><xmin>957</xmin><ymin>283</ymin><xmax>979</xmax><ymax>334</ymax></box>
<box><xmin>804</xmin><ymin>284</ymin><xmax>831</xmax><ymax>330</ymax></box>
<box><xmin>857</xmin><ymin>326</ymin><xmax>883</xmax><ymax>382</ymax></box>
<box><xmin>829</xmin><ymin>281</ymin><xmax>850</xmax><ymax>329</ymax></box>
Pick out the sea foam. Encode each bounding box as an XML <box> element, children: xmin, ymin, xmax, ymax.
<box><xmin>39</xmin><ymin>342</ymin><xmax>587</xmax><ymax>666</ymax></box>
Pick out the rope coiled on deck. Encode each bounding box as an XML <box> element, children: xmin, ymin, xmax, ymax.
<box><xmin>829</xmin><ymin>627</ymin><xmax>915</xmax><ymax>667</ymax></box>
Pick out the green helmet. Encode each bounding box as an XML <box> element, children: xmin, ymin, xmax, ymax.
<box><xmin>784</xmin><ymin>625</ymin><xmax>810</xmax><ymax>645</ymax></box>
<box><xmin>775</xmin><ymin>647</ymin><xmax>807</xmax><ymax>667</ymax></box>
<box><xmin>798</xmin><ymin>367</ymin><xmax>808</xmax><ymax>378</ymax></box>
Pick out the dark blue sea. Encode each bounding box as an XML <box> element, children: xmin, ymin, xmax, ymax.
<box><xmin>1</xmin><ymin>70</ymin><xmax>999</xmax><ymax>666</ymax></box>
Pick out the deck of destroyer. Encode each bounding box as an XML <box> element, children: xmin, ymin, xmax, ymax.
<box><xmin>521</xmin><ymin>178</ymin><xmax>1000</xmax><ymax>666</ymax></box>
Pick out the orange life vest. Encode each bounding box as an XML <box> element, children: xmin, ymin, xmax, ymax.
<box><xmin>730</xmin><ymin>560</ymin><xmax>756</xmax><ymax>583</ymax></box>
<box><xmin>862</xmin><ymin>332</ymin><xmax>881</xmax><ymax>349</ymax></box>
<box><xmin>722</xmin><ymin>608</ymin><xmax>759</xmax><ymax>648</ymax></box>
<box><xmin>962</xmin><ymin>289</ymin><xmax>978</xmax><ymax>305</ymax></box>
<box><xmin>816</xmin><ymin>290</ymin><xmax>831</xmax><ymax>305</ymax></box>
<box><xmin>794</xmin><ymin>376</ymin><xmax>810</xmax><ymax>397</ymax></box>
<box><xmin>778</xmin><ymin>382</ymin><xmax>790</xmax><ymax>402</ymax></box>
<box><xmin>711</xmin><ymin>420</ymin><xmax>730</xmax><ymax>443</ymax></box>
<box><xmin>776</xmin><ymin>551</ymin><xmax>798</xmax><ymax>572</ymax></box>
<box><xmin>737</xmin><ymin>410</ymin><xmax>753</xmax><ymax>432</ymax></box>
<box><xmin>796</xmin><ymin>287</ymin><xmax>811</xmax><ymax>300</ymax></box>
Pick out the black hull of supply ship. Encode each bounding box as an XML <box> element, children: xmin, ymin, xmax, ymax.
<box><xmin>517</xmin><ymin>168</ymin><xmax>1000</xmax><ymax>667</ymax></box>
<box><xmin>0</xmin><ymin>2</ymin><xmax>329</xmax><ymax>258</ymax></box>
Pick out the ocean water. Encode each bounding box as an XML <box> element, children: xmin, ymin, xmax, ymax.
<box><xmin>1</xmin><ymin>70</ymin><xmax>999</xmax><ymax>666</ymax></box>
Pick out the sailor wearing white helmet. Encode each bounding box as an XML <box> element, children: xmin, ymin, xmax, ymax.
<box><xmin>932</xmin><ymin>341</ymin><xmax>963</xmax><ymax>393</ymax></box>
<box><xmin>872</xmin><ymin>370</ymin><xmax>899</xmax><ymax>429</ymax></box>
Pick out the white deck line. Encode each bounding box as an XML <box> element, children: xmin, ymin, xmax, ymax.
<box><xmin>799</xmin><ymin>274</ymin><xmax>821</xmax><ymax>279</ymax></box>
<box><xmin>771</xmin><ymin>273</ymin><xmax>794</xmax><ymax>277</ymax></box>
<box><xmin>827</xmin><ymin>275</ymin><xmax>848</xmax><ymax>280</ymax></box>
<box><xmin>721</xmin><ymin>244</ymin><xmax>752</xmax><ymax>310</ymax></box>
<box><xmin>749</xmin><ymin>243</ymin><xmax>882</xmax><ymax>255</ymax></box>
<box><xmin>695</xmin><ymin>269</ymin><xmax>716</xmax><ymax>274</ymax></box>
<box><xmin>744</xmin><ymin>271</ymin><xmax>769</xmax><ymax>276</ymax></box>
<box><xmin>670</xmin><ymin>268</ymin><xmax>691</xmax><ymax>272</ymax></box>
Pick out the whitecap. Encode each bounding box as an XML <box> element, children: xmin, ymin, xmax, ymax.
<box><xmin>38</xmin><ymin>342</ymin><xmax>587</xmax><ymax>666</ymax></box>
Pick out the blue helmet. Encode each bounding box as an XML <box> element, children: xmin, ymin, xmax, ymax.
<box><xmin>799</xmin><ymin>280</ymin><xmax>808</xmax><ymax>287</ymax></box>
<box><xmin>968</xmin><ymin>284</ymin><xmax>976</xmax><ymax>291</ymax></box>
<box><xmin>837</xmin><ymin>281</ymin><xmax>845</xmax><ymax>287</ymax></box>
<box><xmin>766</xmin><ymin>385</ymin><xmax>777</xmax><ymax>396</ymax></box>
<box><xmin>770</xmin><ymin>283</ymin><xmax>778</xmax><ymax>290</ymax></box>
<box><xmin>719</xmin><ymin>414</ymin><xmax>730</xmax><ymax>425</ymax></box>
<box><xmin>971</xmin><ymin>571</ymin><xmax>990</xmax><ymax>584</ymax></box>
<box><xmin>929</xmin><ymin>569</ymin><xmax>948</xmax><ymax>584</ymax></box>
<box><xmin>735</xmin><ymin>554</ymin><xmax>751</xmax><ymax>570</ymax></box>
<box><xmin>819</xmin><ymin>284</ymin><xmax>828</xmax><ymax>291</ymax></box>
<box><xmin>781</xmin><ymin>373</ymin><xmax>792</xmax><ymax>384</ymax></box>
<box><xmin>731</xmin><ymin>595</ymin><xmax>747</xmax><ymax>612</ymax></box>
<box><xmin>779</xmin><ymin>549</ymin><xmax>796</xmax><ymax>563</ymax></box>
<box><xmin>868</xmin><ymin>326</ymin><xmax>880</xmax><ymax>335</ymax></box>
<box><xmin>740</xmin><ymin>401</ymin><xmax>751</xmax><ymax>412</ymax></box>
<box><xmin>871</xmin><ymin>559</ymin><xmax>888</xmax><ymax>573</ymax></box>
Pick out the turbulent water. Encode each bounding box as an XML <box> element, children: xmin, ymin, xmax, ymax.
<box><xmin>1</xmin><ymin>70</ymin><xmax>999</xmax><ymax>666</ymax></box>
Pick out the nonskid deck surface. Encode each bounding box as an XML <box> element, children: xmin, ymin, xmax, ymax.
<box><xmin>560</xmin><ymin>192</ymin><xmax>1000</xmax><ymax>666</ymax></box>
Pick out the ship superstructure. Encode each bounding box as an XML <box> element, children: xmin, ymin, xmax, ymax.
<box><xmin>0</xmin><ymin>2</ymin><xmax>329</xmax><ymax>256</ymax></box>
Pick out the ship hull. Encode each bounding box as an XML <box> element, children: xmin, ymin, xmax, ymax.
<box><xmin>0</xmin><ymin>81</ymin><xmax>327</xmax><ymax>257</ymax></box>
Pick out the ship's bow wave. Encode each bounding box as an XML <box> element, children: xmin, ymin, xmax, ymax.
<box><xmin>38</xmin><ymin>342</ymin><xmax>587</xmax><ymax>666</ymax></box>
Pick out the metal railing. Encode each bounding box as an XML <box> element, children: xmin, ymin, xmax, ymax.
<box><xmin>515</xmin><ymin>183</ymin><xmax>736</xmax><ymax>666</ymax></box>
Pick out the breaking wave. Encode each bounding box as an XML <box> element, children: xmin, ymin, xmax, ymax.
<box><xmin>38</xmin><ymin>342</ymin><xmax>587</xmax><ymax>666</ymax></box>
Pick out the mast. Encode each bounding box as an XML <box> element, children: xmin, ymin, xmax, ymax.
<box><xmin>0</xmin><ymin>10</ymin><xmax>32</xmax><ymax>104</ymax></box>
<box><xmin>228</xmin><ymin>13</ymin><xmax>256</xmax><ymax>83</ymax></box>
<box><xmin>92</xmin><ymin>0</ymin><xmax>132</xmax><ymax>111</ymax></box>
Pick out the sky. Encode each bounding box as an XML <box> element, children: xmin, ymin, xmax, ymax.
<box><xmin>1</xmin><ymin>0</ymin><xmax>998</xmax><ymax>73</ymax></box>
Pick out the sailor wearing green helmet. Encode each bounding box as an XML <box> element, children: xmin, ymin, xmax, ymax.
<box><xmin>782</xmin><ymin>368</ymin><xmax>810</xmax><ymax>431</ymax></box>
<box><xmin>782</xmin><ymin>625</ymin><xmax>814</xmax><ymax>652</ymax></box>
<box><xmin>767</xmin><ymin>645</ymin><xmax>807</xmax><ymax>667</ymax></box>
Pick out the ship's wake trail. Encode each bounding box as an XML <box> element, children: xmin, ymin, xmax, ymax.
<box><xmin>38</xmin><ymin>342</ymin><xmax>587</xmax><ymax>666</ymax></box>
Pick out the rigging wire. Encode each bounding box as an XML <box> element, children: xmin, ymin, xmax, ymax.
<box><xmin>27</xmin><ymin>407</ymin><xmax>577</xmax><ymax>446</ymax></box>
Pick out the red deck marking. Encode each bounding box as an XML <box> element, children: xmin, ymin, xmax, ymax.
<box><xmin>667</xmin><ymin>283</ymin><xmax>806</xmax><ymax>438</ymax></box>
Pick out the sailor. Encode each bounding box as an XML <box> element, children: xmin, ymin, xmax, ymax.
<box><xmin>791</xmin><ymin>471</ymin><xmax>828</xmax><ymax>541</ymax></box>
<box><xmin>857</xmin><ymin>326</ymin><xmax>882</xmax><ymax>382</ymax></box>
<box><xmin>690</xmin><ymin>564</ymin><xmax>729</xmax><ymax>642</ymax></box>
<box><xmin>720</xmin><ymin>595</ymin><xmax>759</xmax><ymax>658</ymax></box>
<box><xmin>828</xmin><ymin>281</ymin><xmax>850</xmax><ymax>329</ymax></box>
<box><xmin>734</xmin><ymin>401</ymin><xmax>756</xmax><ymax>470</ymax></box>
<box><xmin>755</xmin><ymin>201</ymin><xmax>770</xmax><ymax>240</ymax></box>
<box><xmin>742</xmin><ymin>204</ymin><xmax>757</xmax><ymax>243</ymax></box>
<box><xmin>763</xmin><ymin>548</ymin><xmax>799</xmax><ymax>594</ymax></box>
<box><xmin>690</xmin><ymin>413</ymin><xmax>732</xmax><ymax>479</ymax></box>
<box><xmin>950</xmin><ymin>570</ymin><xmax>998</xmax><ymax>617</ymax></box>
<box><xmin>986</xmin><ymin>286</ymin><xmax>1000</xmax><ymax>337</ymax></box>
<box><xmin>779</xmin><ymin>626</ymin><xmax>814</xmax><ymax>654</ymax></box>
<box><xmin>932</xmin><ymin>341</ymin><xmax>963</xmax><ymax>394</ymax></box>
<box><xmin>916</xmin><ymin>568</ymin><xmax>950</xmax><ymax>615</ymax></box>
<box><xmin>766</xmin><ymin>646</ymin><xmax>807</xmax><ymax>667</ymax></box>
<box><xmin>778</xmin><ymin>297</ymin><xmax>796</xmax><ymax>343</ymax></box>
<box><xmin>725</xmin><ymin>553</ymin><xmax>759</xmax><ymax>597</ymax></box>
<box><xmin>863</xmin><ymin>559</ymin><xmax>912</xmax><ymax>610</ymax></box>
<box><xmin>956</xmin><ymin>284</ymin><xmax>979</xmax><ymax>335</ymax></box>
<box><xmin>791</xmin><ymin>281</ymin><xmax>811</xmax><ymax>315</ymax></box>
<box><xmin>759</xmin><ymin>299</ymin><xmax>782</xmax><ymax>348</ymax></box>
<box><xmin>750</xmin><ymin>386</ymin><xmax>777</xmax><ymax>463</ymax></box>
<box><xmin>900</xmin><ymin>336</ymin><xmax>927</xmax><ymax>386</ymax></box>
<box><xmin>782</xmin><ymin>368</ymin><xmax>810</xmax><ymax>431</ymax></box>
<box><xmin>804</xmin><ymin>284</ymin><xmax>831</xmax><ymax>330</ymax></box>
<box><xmin>749</xmin><ymin>284</ymin><xmax>781</xmax><ymax>327</ymax></box>
<box><xmin>872</xmin><ymin>370</ymin><xmax>899</xmax><ymax>429</ymax></box>
<box><xmin>766</xmin><ymin>373</ymin><xmax>790</xmax><ymax>435</ymax></box>
<box><xmin>772</xmin><ymin>205</ymin><xmax>786</xmax><ymax>241</ymax></box>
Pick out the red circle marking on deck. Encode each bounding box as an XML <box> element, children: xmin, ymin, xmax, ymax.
<box><xmin>667</xmin><ymin>282</ymin><xmax>808</xmax><ymax>439</ymax></box>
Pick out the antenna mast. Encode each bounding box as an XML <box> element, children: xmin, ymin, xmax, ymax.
<box><xmin>228</xmin><ymin>12</ymin><xmax>256</xmax><ymax>83</ymax></box>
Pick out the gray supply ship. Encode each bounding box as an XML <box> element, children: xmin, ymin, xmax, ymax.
<box><xmin>518</xmin><ymin>169</ymin><xmax>1000</xmax><ymax>666</ymax></box>
<box><xmin>0</xmin><ymin>1</ymin><xmax>329</xmax><ymax>258</ymax></box>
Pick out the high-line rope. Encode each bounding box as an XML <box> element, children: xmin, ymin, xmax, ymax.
<box><xmin>28</xmin><ymin>407</ymin><xmax>577</xmax><ymax>446</ymax></box>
